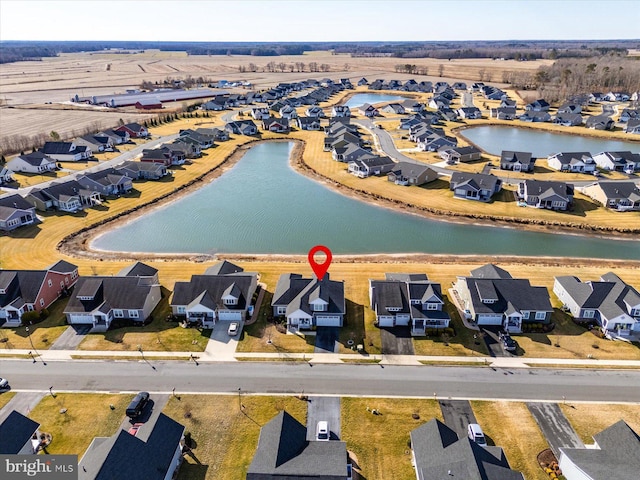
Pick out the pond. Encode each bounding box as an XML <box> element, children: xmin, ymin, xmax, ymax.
<box><xmin>343</xmin><ymin>93</ymin><xmax>408</xmax><ymax>108</ymax></box>
<box><xmin>92</xmin><ymin>142</ymin><xmax>640</xmax><ymax>259</ymax></box>
<box><xmin>460</xmin><ymin>125</ymin><xmax>640</xmax><ymax>158</ymax></box>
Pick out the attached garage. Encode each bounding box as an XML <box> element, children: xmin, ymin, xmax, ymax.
<box><xmin>476</xmin><ymin>314</ymin><xmax>503</xmax><ymax>326</ymax></box>
<box><xmin>218</xmin><ymin>310</ymin><xmax>243</xmax><ymax>321</ymax></box>
<box><xmin>315</xmin><ymin>315</ymin><xmax>343</xmax><ymax>327</ymax></box>
<box><xmin>377</xmin><ymin>315</ymin><xmax>395</xmax><ymax>328</ymax></box>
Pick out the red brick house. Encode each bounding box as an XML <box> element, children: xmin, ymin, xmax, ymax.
<box><xmin>116</xmin><ymin>123</ymin><xmax>150</xmax><ymax>138</ymax></box>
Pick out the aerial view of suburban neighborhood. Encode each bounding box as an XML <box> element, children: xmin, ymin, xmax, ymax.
<box><xmin>1</xmin><ymin>1</ymin><xmax>640</xmax><ymax>479</ymax></box>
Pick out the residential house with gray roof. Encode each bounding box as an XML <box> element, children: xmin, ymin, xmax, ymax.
<box><xmin>297</xmin><ymin>116</ymin><xmax>322</xmax><ymax>131</ymax></box>
<box><xmin>347</xmin><ymin>156</ymin><xmax>395</xmax><ymax>178</ymax></box>
<box><xmin>27</xmin><ymin>180</ymin><xmax>101</xmax><ymax>211</ymax></box>
<box><xmin>519</xmin><ymin>111</ymin><xmax>551</xmax><ymax>122</ymax></box>
<box><xmin>331</xmin><ymin>105</ymin><xmax>351</xmax><ymax>118</ymax></box>
<box><xmin>586</xmin><ymin>115</ymin><xmax>614</xmax><ymax>130</ymax></box>
<box><xmin>558</xmin><ymin>420</ymin><xmax>640</xmax><ymax>480</ymax></box>
<box><xmin>0</xmin><ymin>194</ymin><xmax>37</xmax><ymax>232</ymax></box>
<box><xmin>411</xmin><ymin>419</ymin><xmax>524</xmax><ymax>480</ymax></box>
<box><xmin>387</xmin><ymin>162</ymin><xmax>438</xmax><ymax>186</ymax></box>
<box><xmin>450</xmin><ymin>172</ymin><xmax>502</xmax><ymax>202</ymax></box>
<box><xmin>547</xmin><ymin>152</ymin><xmax>595</xmax><ymax>173</ymax></box>
<box><xmin>272</xmin><ymin>273</ymin><xmax>345</xmax><ymax>331</ymax></box>
<box><xmin>500</xmin><ymin>151</ymin><xmax>536</xmax><ymax>172</ymax></box>
<box><xmin>6</xmin><ymin>151</ymin><xmax>57</xmax><ymax>174</ymax></box>
<box><xmin>580</xmin><ymin>181</ymin><xmax>640</xmax><ymax>211</ymax></box>
<box><xmin>369</xmin><ymin>273</ymin><xmax>450</xmax><ymax>335</ymax></box>
<box><xmin>453</xmin><ymin>264</ymin><xmax>553</xmax><ymax>333</ymax></box>
<box><xmin>625</xmin><ymin>118</ymin><xmax>640</xmax><ymax>134</ymax></box>
<box><xmin>592</xmin><ymin>151</ymin><xmax>640</xmax><ymax>173</ymax></box>
<box><xmin>64</xmin><ymin>262</ymin><xmax>161</xmax><ymax>332</ymax></box>
<box><xmin>553</xmin><ymin>273</ymin><xmax>640</xmax><ymax>340</ymax></box>
<box><xmin>77</xmin><ymin>169</ymin><xmax>133</xmax><ymax>197</ymax></box>
<box><xmin>517</xmin><ymin>179</ymin><xmax>574</xmax><ymax>210</ymax></box>
<box><xmin>247</xmin><ymin>410</ymin><xmax>350</xmax><ymax>480</ymax></box>
<box><xmin>553</xmin><ymin>112</ymin><xmax>583</xmax><ymax>126</ymax></box>
<box><xmin>0</xmin><ymin>411</ymin><xmax>41</xmax><ymax>454</ymax></box>
<box><xmin>525</xmin><ymin>99</ymin><xmax>550</xmax><ymax>111</ymax></box>
<box><xmin>41</xmin><ymin>141</ymin><xmax>91</xmax><ymax>161</ymax></box>
<box><xmin>115</xmin><ymin>160</ymin><xmax>168</xmax><ymax>180</ymax></box>
<box><xmin>79</xmin><ymin>413</ymin><xmax>185</xmax><ymax>480</ymax></box>
<box><xmin>225</xmin><ymin>120</ymin><xmax>258</xmax><ymax>136</ymax></box>
<box><xmin>0</xmin><ymin>166</ymin><xmax>14</xmax><ymax>184</ymax></box>
<box><xmin>490</xmin><ymin>106</ymin><xmax>517</xmax><ymax>120</ymax></box>
<box><xmin>171</xmin><ymin>261</ymin><xmax>257</xmax><ymax>328</ymax></box>
<box><xmin>439</xmin><ymin>146</ymin><xmax>482</xmax><ymax>163</ymax></box>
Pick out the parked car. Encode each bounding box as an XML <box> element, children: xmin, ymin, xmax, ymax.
<box><xmin>0</xmin><ymin>377</ymin><xmax>9</xmax><ymax>392</ymax></box>
<box><xmin>316</xmin><ymin>421</ymin><xmax>330</xmax><ymax>441</ymax></box>
<box><xmin>228</xmin><ymin>322</ymin><xmax>239</xmax><ymax>336</ymax></box>
<box><xmin>128</xmin><ymin>422</ymin><xmax>144</xmax><ymax>436</ymax></box>
<box><xmin>468</xmin><ymin>423</ymin><xmax>487</xmax><ymax>447</ymax></box>
<box><xmin>126</xmin><ymin>391</ymin><xmax>149</xmax><ymax>419</ymax></box>
<box><xmin>499</xmin><ymin>330</ymin><xmax>517</xmax><ymax>352</ymax></box>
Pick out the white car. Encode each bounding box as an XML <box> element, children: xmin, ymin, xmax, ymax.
<box><xmin>468</xmin><ymin>423</ymin><xmax>487</xmax><ymax>447</ymax></box>
<box><xmin>316</xmin><ymin>421</ymin><xmax>330</xmax><ymax>441</ymax></box>
<box><xmin>0</xmin><ymin>377</ymin><xmax>10</xmax><ymax>391</ymax></box>
<box><xmin>228</xmin><ymin>322</ymin><xmax>239</xmax><ymax>336</ymax></box>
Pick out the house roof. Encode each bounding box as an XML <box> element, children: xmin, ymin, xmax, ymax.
<box><xmin>64</xmin><ymin>276</ymin><xmax>155</xmax><ymax>313</ymax></box>
<box><xmin>79</xmin><ymin>413</ymin><xmax>184</xmax><ymax>480</ymax></box>
<box><xmin>0</xmin><ymin>194</ymin><xmax>35</xmax><ymax>211</ymax></box>
<box><xmin>501</xmin><ymin>151</ymin><xmax>534</xmax><ymax>164</ymax></box>
<box><xmin>47</xmin><ymin>259</ymin><xmax>77</xmax><ymax>274</ymax></box>
<box><xmin>471</xmin><ymin>264</ymin><xmax>512</xmax><ymax>279</ymax></box>
<box><xmin>388</xmin><ymin>162</ymin><xmax>436</xmax><ymax>181</ymax></box>
<box><xmin>411</xmin><ymin>419</ymin><xmax>524</xmax><ymax>480</ymax></box>
<box><xmin>272</xmin><ymin>274</ymin><xmax>345</xmax><ymax>317</ymax></box>
<box><xmin>0</xmin><ymin>411</ymin><xmax>40</xmax><ymax>454</ymax></box>
<box><xmin>451</xmin><ymin>172</ymin><xmax>501</xmax><ymax>193</ymax></box>
<box><xmin>172</xmin><ymin>272</ymin><xmax>256</xmax><ymax>310</ymax></box>
<box><xmin>13</xmin><ymin>151</ymin><xmax>56</xmax><ymax>167</ymax></box>
<box><xmin>370</xmin><ymin>280</ymin><xmax>411</xmax><ymax>315</ymax></box>
<box><xmin>559</xmin><ymin>420</ymin><xmax>640</xmax><ymax>480</ymax></box>
<box><xmin>593</xmin><ymin>181</ymin><xmax>640</xmax><ymax>201</ymax></box>
<box><xmin>548</xmin><ymin>152</ymin><xmax>593</xmax><ymax>165</ymax></box>
<box><xmin>522</xmin><ymin>180</ymin><xmax>573</xmax><ymax>200</ymax></box>
<box><xmin>204</xmin><ymin>260</ymin><xmax>245</xmax><ymax>276</ymax></box>
<box><xmin>247</xmin><ymin>411</ymin><xmax>347</xmax><ymax>479</ymax></box>
<box><xmin>0</xmin><ymin>270</ymin><xmax>48</xmax><ymax>310</ymax></box>
<box><xmin>118</xmin><ymin>262</ymin><xmax>158</xmax><ymax>279</ymax></box>
<box><xmin>464</xmin><ymin>277</ymin><xmax>552</xmax><ymax>315</ymax></box>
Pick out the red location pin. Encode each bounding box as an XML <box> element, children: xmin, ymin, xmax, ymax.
<box><xmin>308</xmin><ymin>245</ymin><xmax>332</xmax><ymax>280</ymax></box>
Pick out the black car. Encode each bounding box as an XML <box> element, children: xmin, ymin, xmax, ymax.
<box><xmin>498</xmin><ymin>331</ymin><xmax>517</xmax><ymax>352</ymax></box>
<box><xmin>126</xmin><ymin>391</ymin><xmax>150</xmax><ymax>419</ymax></box>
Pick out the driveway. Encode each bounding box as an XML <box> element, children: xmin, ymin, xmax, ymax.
<box><xmin>380</xmin><ymin>327</ymin><xmax>414</xmax><ymax>355</ymax></box>
<box><xmin>527</xmin><ymin>402</ymin><xmax>584</xmax><ymax>458</ymax></box>
<box><xmin>314</xmin><ymin>327</ymin><xmax>339</xmax><ymax>353</ymax></box>
<box><xmin>203</xmin><ymin>321</ymin><xmax>242</xmax><ymax>360</ymax></box>
<box><xmin>306</xmin><ymin>396</ymin><xmax>341</xmax><ymax>441</ymax></box>
<box><xmin>439</xmin><ymin>399</ymin><xmax>477</xmax><ymax>440</ymax></box>
<box><xmin>49</xmin><ymin>325</ymin><xmax>91</xmax><ymax>350</ymax></box>
<box><xmin>119</xmin><ymin>393</ymin><xmax>170</xmax><ymax>431</ymax></box>
<box><xmin>482</xmin><ymin>328</ymin><xmax>514</xmax><ymax>358</ymax></box>
<box><xmin>0</xmin><ymin>391</ymin><xmax>45</xmax><ymax>423</ymax></box>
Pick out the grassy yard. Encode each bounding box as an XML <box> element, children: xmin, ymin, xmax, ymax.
<box><xmin>341</xmin><ymin>398</ymin><xmax>442</xmax><ymax>480</ymax></box>
<box><xmin>471</xmin><ymin>401</ymin><xmax>549</xmax><ymax>480</ymax></box>
<box><xmin>163</xmin><ymin>395</ymin><xmax>307</xmax><ymax>480</ymax></box>
<box><xmin>28</xmin><ymin>393</ymin><xmax>133</xmax><ymax>456</ymax></box>
<box><xmin>0</xmin><ymin>296</ymin><xmax>69</xmax><ymax>350</ymax></box>
<box><xmin>0</xmin><ymin>391</ymin><xmax>16</xmax><ymax>409</ymax></box>
<box><xmin>560</xmin><ymin>403</ymin><xmax>640</xmax><ymax>444</ymax></box>
<box><xmin>78</xmin><ymin>288</ymin><xmax>211</xmax><ymax>352</ymax></box>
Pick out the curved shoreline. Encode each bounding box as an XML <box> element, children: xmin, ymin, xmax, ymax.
<box><xmin>59</xmin><ymin>136</ymin><xmax>640</xmax><ymax>265</ymax></box>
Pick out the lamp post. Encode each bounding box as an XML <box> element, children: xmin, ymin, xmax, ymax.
<box><xmin>25</xmin><ymin>326</ymin><xmax>40</xmax><ymax>363</ymax></box>
<box><xmin>238</xmin><ymin>387</ymin><xmax>242</xmax><ymax>411</ymax></box>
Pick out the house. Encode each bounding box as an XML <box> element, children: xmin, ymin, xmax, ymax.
<box><xmin>453</xmin><ymin>264</ymin><xmax>553</xmax><ymax>332</ymax></box>
<box><xmin>116</xmin><ymin>122</ymin><xmax>149</xmax><ymax>138</ymax></box>
<box><xmin>140</xmin><ymin>149</ymin><xmax>172</xmax><ymax>166</ymax></box>
<box><xmin>592</xmin><ymin>151</ymin><xmax>640</xmax><ymax>173</ymax></box>
<box><xmin>135</xmin><ymin>97</ymin><xmax>162</xmax><ymax>109</ymax></box>
<box><xmin>347</xmin><ymin>156</ymin><xmax>395</xmax><ymax>178</ymax></box>
<box><xmin>75</xmin><ymin>134</ymin><xmax>114</xmax><ymax>153</ymax></box>
<box><xmin>580</xmin><ymin>181</ymin><xmax>640</xmax><ymax>211</ymax></box>
<box><xmin>589</xmin><ymin>92</ymin><xmax>605</xmax><ymax>103</ymax></box>
<box><xmin>250</xmin><ymin>107</ymin><xmax>270</xmax><ymax>120</ymax></box>
<box><xmin>79</xmin><ymin>413</ymin><xmax>185</xmax><ymax>480</ymax></box>
<box><xmin>490</xmin><ymin>106</ymin><xmax>517</xmax><ymax>120</ymax></box>
<box><xmin>586</xmin><ymin>115</ymin><xmax>614</xmax><ymax>130</ymax></box>
<box><xmin>381</xmin><ymin>103</ymin><xmax>405</xmax><ymax>115</ymax></box>
<box><xmin>97</xmin><ymin>129</ymin><xmax>129</xmax><ymax>145</ymax></box>
<box><xmin>438</xmin><ymin>146</ymin><xmax>482</xmax><ymax>163</ymax></box>
<box><xmin>247</xmin><ymin>411</ymin><xmax>350</xmax><ymax>480</ymax></box>
<box><xmin>296</xmin><ymin>116</ymin><xmax>321</xmax><ymax>131</ymax></box>
<box><xmin>417</xmin><ymin>134</ymin><xmax>457</xmax><ymax>152</ymax></box>
<box><xmin>456</xmin><ymin>107</ymin><xmax>482</xmax><ymax>119</ymax></box>
<box><xmin>0</xmin><ymin>194</ymin><xmax>37</xmax><ymax>232</ymax></box>
<box><xmin>195</xmin><ymin>127</ymin><xmax>229</xmax><ymax>142</ymax></box>
<box><xmin>357</xmin><ymin>77</ymin><xmax>368</xmax><ymax>86</ymax></box>
<box><xmin>0</xmin><ymin>166</ymin><xmax>14</xmax><ymax>184</ymax></box>
<box><xmin>387</xmin><ymin>162</ymin><xmax>438</xmax><ymax>186</ymax></box>
<box><xmin>554</xmin><ymin>273</ymin><xmax>640</xmax><ymax>340</ymax></box>
<box><xmin>452</xmin><ymin>82</ymin><xmax>467</xmax><ymax>90</ymax></box>
<box><xmin>171</xmin><ymin>139</ymin><xmax>201</xmax><ymax>159</ymax></box>
<box><xmin>605</xmin><ymin>91</ymin><xmax>629</xmax><ymax>102</ymax></box>
<box><xmin>0</xmin><ymin>411</ymin><xmax>41</xmax><ymax>454</ymax></box>
<box><xmin>558</xmin><ymin>421</ymin><xmax>640</xmax><ymax>480</ymax></box>
<box><xmin>0</xmin><ymin>260</ymin><xmax>78</xmax><ymax>327</ymax></box>
<box><xmin>358</xmin><ymin>103</ymin><xmax>378</xmax><ymax>117</ymax></box>
<box><xmin>525</xmin><ymin>99</ymin><xmax>550</xmax><ymax>111</ymax></box>
<box><xmin>331</xmin><ymin>105</ymin><xmax>351</xmax><ymax>118</ymax></box>
<box><xmin>6</xmin><ymin>151</ymin><xmax>57</xmax><ymax>174</ymax></box>
<box><xmin>428</xmin><ymin>96</ymin><xmax>450</xmax><ymax>109</ymax></box>
<box><xmin>547</xmin><ymin>152</ymin><xmax>595</xmax><ymax>173</ymax></box>
<box><xmin>171</xmin><ymin>261</ymin><xmax>257</xmax><ymax>328</ymax></box>
<box><xmin>178</xmin><ymin>130</ymin><xmax>215</xmax><ymax>149</ymax></box>
<box><xmin>519</xmin><ymin>111</ymin><xmax>551</xmax><ymax>122</ymax></box>
<box><xmin>77</xmin><ymin>169</ymin><xmax>133</xmax><ymax>197</ymax></box>
<box><xmin>332</xmin><ymin>143</ymin><xmax>371</xmax><ymax>163</ymax></box>
<box><xmin>411</xmin><ymin>419</ymin><xmax>524</xmax><ymax>480</ymax></box>
<box><xmin>450</xmin><ymin>172</ymin><xmax>502</xmax><ymax>202</ymax></box>
<box><xmin>500</xmin><ymin>150</ymin><xmax>536</xmax><ymax>172</ymax></box>
<box><xmin>500</xmin><ymin>98</ymin><xmax>517</xmax><ymax>108</ymax></box>
<box><xmin>619</xmin><ymin>108</ymin><xmax>640</xmax><ymax>122</ymax></box>
<box><xmin>553</xmin><ymin>113</ymin><xmax>583</xmax><ymax>126</ymax></box>
<box><xmin>41</xmin><ymin>141</ymin><xmax>91</xmax><ymax>161</ymax></box>
<box><xmin>517</xmin><ymin>180</ymin><xmax>574</xmax><ymax>210</ymax></box>
<box><xmin>369</xmin><ymin>273</ymin><xmax>450</xmax><ymax>336</ymax></box>
<box><xmin>305</xmin><ymin>106</ymin><xmax>325</xmax><ymax>117</ymax></box>
<box><xmin>225</xmin><ymin>120</ymin><xmax>258</xmax><ymax>136</ymax></box>
<box><xmin>279</xmin><ymin>105</ymin><xmax>298</xmax><ymax>120</ymax></box>
<box><xmin>272</xmin><ymin>273</ymin><xmax>345</xmax><ymax>331</ymax></box>
<box><xmin>401</xmin><ymin>99</ymin><xmax>424</xmax><ymax>113</ymax></box>
<box><xmin>27</xmin><ymin>181</ymin><xmax>98</xmax><ymax>211</ymax></box>
<box><xmin>557</xmin><ymin>103</ymin><xmax>582</xmax><ymax>114</ymax></box>
<box><xmin>262</xmin><ymin>117</ymin><xmax>290</xmax><ymax>133</ymax></box>
<box><xmin>625</xmin><ymin>118</ymin><xmax>640</xmax><ymax>134</ymax></box>
<box><xmin>64</xmin><ymin>262</ymin><xmax>161</xmax><ymax>332</ymax></box>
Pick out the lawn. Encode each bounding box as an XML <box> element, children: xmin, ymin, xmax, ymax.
<box><xmin>560</xmin><ymin>403</ymin><xmax>640</xmax><ymax>444</ymax></box>
<box><xmin>28</xmin><ymin>393</ymin><xmax>133</xmax><ymax>456</ymax></box>
<box><xmin>0</xmin><ymin>296</ymin><xmax>69</xmax><ymax>350</ymax></box>
<box><xmin>0</xmin><ymin>391</ymin><xmax>16</xmax><ymax>409</ymax></box>
<box><xmin>471</xmin><ymin>401</ymin><xmax>549</xmax><ymax>480</ymax></box>
<box><xmin>162</xmin><ymin>395</ymin><xmax>307</xmax><ymax>480</ymax></box>
<box><xmin>341</xmin><ymin>398</ymin><xmax>442</xmax><ymax>480</ymax></box>
<box><xmin>78</xmin><ymin>288</ymin><xmax>211</xmax><ymax>352</ymax></box>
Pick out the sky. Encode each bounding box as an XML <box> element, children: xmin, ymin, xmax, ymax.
<box><xmin>1</xmin><ymin>0</ymin><xmax>639</xmax><ymax>42</ymax></box>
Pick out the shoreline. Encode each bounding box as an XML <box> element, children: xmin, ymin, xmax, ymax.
<box><xmin>60</xmin><ymin>137</ymin><xmax>640</xmax><ymax>265</ymax></box>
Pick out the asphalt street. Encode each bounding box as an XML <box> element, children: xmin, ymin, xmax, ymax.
<box><xmin>3</xmin><ymin>360</ymin><xmax>640</xmax><ymax>403</ymax></box>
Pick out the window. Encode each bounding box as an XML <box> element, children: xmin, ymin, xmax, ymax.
<box><xmin>128</xmin><ymin>310</ymin><xmax>139</xmax><ymax>318</ymax></box>
<box><xmin>277</xmin><ymin>306</ymin><xmax>286</xmax><ymax>315</ymax></box>
<box><xmin>583</xmin><ymin>310</ymin><xmax>595</xmax><ymax>318</ymax></box>
<box><xmin>224</xmin><ymin>298</ymin><xmax>237</xmax><ymax>306</ymax></box>
<box><xmin>48</xmin><ymin>279</ymin><xmax>53</xmax><ymax>287</ymax></box>
<box><xmin>426</xmin><ymin>303</ymin><xmax>439</xmax><ymax>310</ymax></box>
<box><xmin>522</xmin><ymin>311</ymin><xmax>530</xmax><ymax>319</ymax></box>
<box><xmin>40</xmin><ymin>299</ymin><xmax>45</xmax><ymax>307</ymax></box>
<box><xmin>60</xmin><ymin>281</ymin><xmax>64</xmax><ymax>288</ymax></box>
<box><xmin>65</xmin><ymin>277</ymin><xmax>69</xmax><ymax>284</ymax></box>
<box><xmin>312</xmin><ymin>303</ymin><xmax>327</xmax><ymax>312</ymax></box>
<box><xmin>535</xmin><ymin>311</ymin><xmax>547</xmax><ymax>320</ymax></box>
<box><xmin>113</xmin><ymin>310</ymin><xmax>124</xmax><ymax>318</ymax></box>
<box><xmin>177</xmin><ymin>306</ymin><xmax>186</xmax><ymax>314</ymax></box>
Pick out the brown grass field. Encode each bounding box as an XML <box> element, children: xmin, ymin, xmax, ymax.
<box><xmin>560</xmin><ymin>402</ymin><xmax>640</xmax><ymax>444</ymax></box>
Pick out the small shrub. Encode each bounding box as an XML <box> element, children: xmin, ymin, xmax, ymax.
<box><xmin>39</xmin><ymin>308</ymin><xmax>49</xmax><ymax>320</ymax></box>
<box><xmin>21</xmin><ymin>311</ymin><xmax>40</xmax><ymax>324</ymax></box>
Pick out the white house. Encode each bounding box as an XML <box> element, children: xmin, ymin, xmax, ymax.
<box><xmin>547</xmin><ymin>152</ymin><xmax>596</xmax><ymax>173</ymax></box>
<box><xmin>6</xmin><ymin>152</ymin><xmax>57</xmax><ymax>174</ymax></box>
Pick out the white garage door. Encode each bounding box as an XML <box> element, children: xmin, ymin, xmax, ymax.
<box><xmin>218</xmin><ymin>310</ymin><xmax>242</xmax><ymax>321</ymax></box>
<box><xmin>378</xmin><ymin>316</ymin><xmax>395</xmax><ymax>328</ymax></box>
<box><xmin>477</xmin><ymin>314</ymin><xmax>502</xmax><ymax>326</ymax></box>
<box><xmin>315</xmin><ymin>315</ymin><xmax>342</xmax><ymax>327</ymax></box>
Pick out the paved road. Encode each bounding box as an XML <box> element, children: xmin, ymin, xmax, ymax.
<box><xmin>527</xmin><ymin>402</ymin><xmax>585</xmax><ymax>458</ymax></box>
<box><xmin>3</xmin><ymin>360</ymin><xmax>640</xmax><ymax>403</ymax></box>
